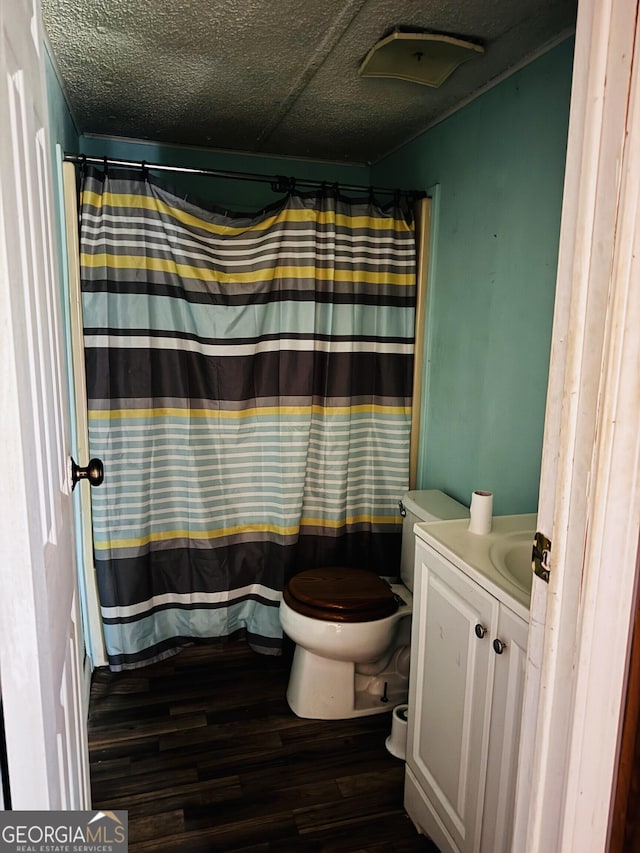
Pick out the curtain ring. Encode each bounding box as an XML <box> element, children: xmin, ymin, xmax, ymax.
<box><xmin>103</xmin><ymin>156</ymin><xmax>109</xmax><ymax>177</ymax></box>
<box><xmin>271</xmin><ymin>176</ymin><xmax>288</xmax><ymax>193</ymax></box>
<box><xmin>141</xmin><ymin>160</ymin><xmax>149</xmax><ymax>182</ymax></box>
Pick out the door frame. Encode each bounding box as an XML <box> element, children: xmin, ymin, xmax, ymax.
<box><xmin>61</xmin><ymin>160</ymin><xmax>108</xmax><ymax>668</ymax></box>
<box><xmin>513</xmin><ymin>0</ymin><xmax>640</xmax><ymax>850</ymax></box>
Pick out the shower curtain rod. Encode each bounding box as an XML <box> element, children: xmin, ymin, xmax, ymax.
<box><xmin>63</xmin><ymin>153</ymin><xmax>424</xmax><ymax>200</ymax></box>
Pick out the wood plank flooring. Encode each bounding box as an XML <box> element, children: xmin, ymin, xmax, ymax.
<box><xmin>88</xmin><ymin>639</ymin><xmax>439</xmax><ymax>852</ymax></box>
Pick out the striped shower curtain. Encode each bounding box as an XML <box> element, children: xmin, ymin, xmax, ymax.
<box><xmin>79</xmin><ymin>166</ymin><xmax>416</xmax><ymax>670</ymax></box>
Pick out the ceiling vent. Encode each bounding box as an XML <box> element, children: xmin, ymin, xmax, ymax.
<box><xmin>359</xmin><ymin>31</ymin><xmax>484</xmax><ymax>88</ymax></box>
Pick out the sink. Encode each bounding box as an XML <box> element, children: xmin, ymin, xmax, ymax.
<box><xmin>488</xmin><ymin>531</ymin><xmax>535</xmax><ymax>593</ymax></box>
<box><xmin>415</xmin><ymin>513</ymin><xmax>537</xmax><ymax>611</ymax></box>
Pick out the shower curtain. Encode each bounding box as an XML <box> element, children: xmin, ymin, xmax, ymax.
<box><xmin>79</xmin><ymin>166</ymin><xmax>416</xmax><ymax>670</ymax></box>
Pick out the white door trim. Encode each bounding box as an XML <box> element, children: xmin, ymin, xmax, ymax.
<box><xmin>514</xmin><ymin>1</ymin><xmax>640</xmax><ymax>850</ymax></box>
<box><xmin>62</xmin><ymin>161</ymin><xmax>108</xmax><ymax>668</ymax></box>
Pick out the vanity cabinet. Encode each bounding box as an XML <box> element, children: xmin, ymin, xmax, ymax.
<box><xmin>405</xmin><ymin>538</ymin><xmax>528</xmax><ymax>853</ymax></box>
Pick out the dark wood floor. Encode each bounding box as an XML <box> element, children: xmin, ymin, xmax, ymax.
<box><xmin>88</xmin><ymin>639</ymin><xmax>438</xmax><ymax>852</ymax></box>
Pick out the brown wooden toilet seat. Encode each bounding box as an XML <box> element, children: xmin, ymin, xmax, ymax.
<box><xmin>283</xmin><ymin>567</ymin><xmax>399</xmax><ymax>622</ymax></box>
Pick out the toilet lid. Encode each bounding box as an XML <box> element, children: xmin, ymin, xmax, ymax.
<box><xmin>283</xmin><ymin>567</ymin><xmax>398</xmax><ymax>622</ymax></box>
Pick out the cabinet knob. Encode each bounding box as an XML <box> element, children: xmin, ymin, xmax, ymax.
<box><xmin>493</xmin><ymin>638</ymin><xmax>507</xmax><ymax>655</ymax></box>
<box><xmin>474</xmin><ymin>624</ymin><xmax>487</xmax><ymax>639</ymax></box>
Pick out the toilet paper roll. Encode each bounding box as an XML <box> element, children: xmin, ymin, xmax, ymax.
<box><xmin>385</xmin><ymin>703</ymin><xmax>409</xmax><ymax>760</ymax></box>
<box><xmin>468</xmin><ymin>490</ymin><xmax>493</xmax><ymax>535</ymax></box>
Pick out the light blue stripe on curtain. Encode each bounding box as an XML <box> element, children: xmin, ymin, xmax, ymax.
<box><xmin>82</xmin><ymin>293</ymin><xmax>415</xmax><ymax>338</ymax></box>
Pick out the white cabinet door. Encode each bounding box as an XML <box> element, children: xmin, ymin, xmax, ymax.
<box><xmin>406</xmin><ymin>542</ymin><xmax>498</xmax><ymax>853</ymax></box>
<box><xmin>480</xmin><ymin>605</ymin><xmax>529</xmax><ymax>853</ymax></box>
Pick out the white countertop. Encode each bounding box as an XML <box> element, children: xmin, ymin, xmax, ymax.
<box><xmin>414</xmin><ymin>513</ymin><xmax>537</xmax><ymax>620</ymax></box>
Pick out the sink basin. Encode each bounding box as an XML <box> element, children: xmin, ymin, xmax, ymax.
<box><xmin>415</xmin><ymin>513</ymin><xmax>537</xmax><ymax>611</ymax></box>
<box><xmin>488</xmin><ymin>531</ymin><xmax>535</xmax><ymax>593</ymax></box>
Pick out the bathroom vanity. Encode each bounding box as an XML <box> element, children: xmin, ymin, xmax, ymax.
<box><xmin>404</xmin><ymin>514</ymin><xmax>536</xmax><ymax>853</ymax></box>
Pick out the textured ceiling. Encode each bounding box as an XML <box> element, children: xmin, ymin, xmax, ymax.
<box><xmin>41</xmin><ymin>0</ymin><xmax>577</xmax><ymax>165</ymax></box>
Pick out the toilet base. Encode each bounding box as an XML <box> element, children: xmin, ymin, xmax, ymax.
<box><xmin>286</xmin><ymin>645</ymin><xmax>409</xmax><ymax>720</ymax></box>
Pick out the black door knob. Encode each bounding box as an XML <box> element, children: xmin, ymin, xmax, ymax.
<box><xmin>70</xmin><ymin>457</ymin><xmax>104</xmax><ymax>490</ymax></box>
<box><xmin>493</xmin><ymin>638</ymin><xmax>507</xmax><ymax>655</ymax></box>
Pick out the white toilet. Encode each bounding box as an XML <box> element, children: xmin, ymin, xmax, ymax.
<box><xmin>279</xmin><ymin>489</ymin><xmax>469</xmax><ymax>719</ymax></box>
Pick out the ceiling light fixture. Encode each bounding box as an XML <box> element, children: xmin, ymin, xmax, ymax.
<box><xmin>359</xmin><ymin>30</ymin><xmax>484</xmax><ymax>88</ymax></box>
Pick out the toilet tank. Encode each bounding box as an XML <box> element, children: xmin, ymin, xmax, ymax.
<box><xmin>399</xmin><ymin>490</ymin><xmax>469</xmax><ymax>591</ymax></box>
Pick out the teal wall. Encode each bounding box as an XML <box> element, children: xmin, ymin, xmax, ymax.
<box><xmin>44</xmin><ymin>47</ymin><xmax>79</xmax><ymax>154</ymax></box>
<box><xmin>79</xmin><ymin>135</ymin><xmax>371</xmax><ymax>212</ymax></box>
<box><xmin>373</xmin><ymin>39</ymin><xmax>574</xmax><ymax>515</ymax></box>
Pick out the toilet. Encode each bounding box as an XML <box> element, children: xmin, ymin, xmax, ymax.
<box><xmin>279</xmin><ymin>490</ymin><xmax>469</xmax><ymax>719</ymax></box>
